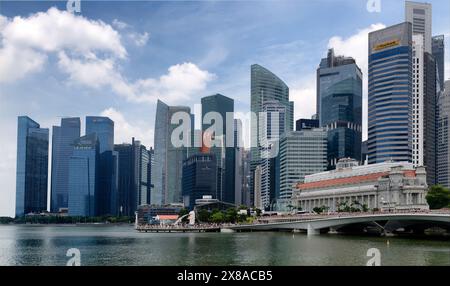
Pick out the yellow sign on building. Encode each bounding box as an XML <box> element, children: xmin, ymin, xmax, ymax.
<box><xmin>374</xmin><ymin>40</ymin><xmax>400</xmax><ymax>51</ymax></box>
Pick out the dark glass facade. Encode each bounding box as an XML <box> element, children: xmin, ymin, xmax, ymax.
<box><xmin>15</xmin><ymin>116</ymin><xmax>49</xmax><ymax>217</ymax></box>
<box><xmin>296</xmin><ymin>118</ymin><xmax>319</xmax><ymax>131</ymax></box>
<box><xmin>86</xmin><ymin>116</ymin><xmax>114</xmax><ymax>153</ymax></box>
<box><xmin>182</xmin><ymin>153</ymin><xmax>217</xmax><ymax>210</ymax></box>
<box><xmin>432</xmin><ymin>35</ymin><xmax>445</xmax><ymax>92</ymax></box>
<box><xmin>368</xmin><ymin>22</ymin><xmax>413</xmax><ymax>164</ymax></box>
<box><xmin>115</xmin><ymin>138</ymin><xmax>149</xmax><ymax>216</ymax></box>
<box><xmin>201</xmin><ymin>94</ymin><xmax>235</xmax><ymax>204</ymax></box>
<box><xmin>97</xmin><ymin>150</ymin><xmax>119</xmax><ymax>216</ymax></box>
<box><xmin>317</xmin><ymin>49</ymin><xmax>362</xmax><ymax>168</ymax></box>
<box><xmin>50</xmin><ymin>117</ymin><xmax>80</xmax><ymax>213</ymax></box>
<box><xmin>68</xmin><ymin>134</ymin><xmax>99</xmax><ymax>217</ymax></box>
<box><xmin>423</xmin><ymin>52</ymin><xmax>437</xmax><ymax>185</ymax></box>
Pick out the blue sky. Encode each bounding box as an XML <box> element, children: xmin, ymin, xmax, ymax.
<box><xmin>0</xmin><ymin>0</ymin><xmax>449</xmax><ymax>216</ymax></box>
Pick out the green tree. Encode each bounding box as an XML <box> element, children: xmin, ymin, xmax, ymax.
<box><xmin>211</xmin><ymin>212</ymin><xmax>225</xmax><ymax>223</ymax></box>
<box><xmin>426</xmin><ymin>185</ymin><xmax>450</xmax><ymax>209</ymax></box>
<box><xmin>197</xmin><ymin>209</ymin><xmax>210</xmax><ymax>223</ymax></box>
<box><xmin>225</xmin><ymin>208</ymin><xmax>238</xmax><ymax>223</ymax></box>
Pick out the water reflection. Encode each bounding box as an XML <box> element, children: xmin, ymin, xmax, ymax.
<box><xmin>0</xmin><ymin>225</ymin><xmax>448</xmax><ymax>266</ymax></box>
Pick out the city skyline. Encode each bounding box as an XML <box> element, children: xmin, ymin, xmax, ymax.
<box><xmin>1</xmin><ymin>0</ymin><xmax>450</xmax><ymax>216</ymax></box>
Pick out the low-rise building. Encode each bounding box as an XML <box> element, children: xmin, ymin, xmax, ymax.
<box><xmin>292</xmin><ymin>159</ymin><xmax>429</xmax><ymax>212</ymax></box>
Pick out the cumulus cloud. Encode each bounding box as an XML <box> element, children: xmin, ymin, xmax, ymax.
<box><xmin>0</xmin><ymin>7</ymin><xmax>126</xmax><ymax>83</ymax></box>
<box><xmin>327</xmin><ymin>23</ymin><xmax>386</xmax><ymax>140</ymax></box>
<box><xmin>0</xmin><ymin>8</ymin><xmax>214</xmax><ymax>105</ymax></box>
<box><xmin>101</xmin><ymin>107</ymin><xmax>153</xmax><ymax>148</ymax></box>
<box><xmin>290</xmin><ymin>76</ymin><xmax>317</xmax><ymax>121</ymax></box>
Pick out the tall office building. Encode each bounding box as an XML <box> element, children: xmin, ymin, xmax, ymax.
<box><xmin>138</xmin><ymin>143</ymin><xmax>150</xmax><ymax>206</ymax></box>
<box><xmin>114</xmin><ymin>138</ymin><xmax>148</xmax><ymax>216</ymax></box>
<box><xmin>250</xmin><ymin>64</ymin><xmax>293</xmax><ymax>207</ymax></box>
<box><xmin>405</xmin><ymin>1</ymin><xmax>432</xmax><ymax>53</ymax></box>
<box><xmin>50</xmin><ymin>117</ymin><xmax>80</xmax><ymax>213</ymax></box>
<box><xmin>412</xmin><ymin>35</ymin><xmax>425</xmax><ymax>167</ymax></box>
<box><xmin>368</xmin><ymin>22</ymin><xmax>413</xmax><ymax>164</ymax></box>
<box><xmin>15</xmin><ymin>116</ymin><xmax>49</xmax><ymax>217</ymax></box>
<box><xmin>97</xmin><ymin>150</ymin><xmax>119</xmax><ymax>216</ymax></box>
<box><xmin>86</xmin><ymin>116</ymin><xmax>114</xmax><ymax>153</ymax></box>
<box><xmin>259</xmin><ymin>101</ymin><xmax>286</xmax><ymax>209</ymax></box>
<box><xmin>437</xmin><ymin>81</ymin><xmax>450</xmax><ymax>187</ymax></box>
<box><xmin>153</xmin><ymin>100</ymin><xmax>191</xmax><ymax>205</ymax></box>
<box><xmin>147</xmin><ymin>147</ymin><xmax>154</xmax><ymax>205</ymax></box>
<box><xmin>86</xmin><ymin>116</ymin><xmax>118</xmax><ymax>216</ymax></box>
<box><xmin>234</xmin><ymin>119</ymin><xmax>244</xmax><ymax>206</ymax></box>
<box><xmin>317</xmin><ymin>49</ymin><xmax>362</xmax><ymax>168</ymax></box>
<box><xmin>423</xmin><ymin>52</ymin><xmax>437</xmax><ymax>185</ymax></box>
<box><xmin>182</xmin><ymin>153</ymin><xmax>217</xmax><ymax>210</ymax></box>
<box><xmin>432</xmin><ymin>35</ymin><xmax>445</xmax><ymax>92</ymax></box>
<box><xmin>68</xmin><ymin>134</ymin><xmax>99</xmax><ymax>217</ymax></box>
<box><xmin>278</xmin><ymin>129</ymin><xmax>328</xmax><ymax>210</ymax></box>
<box><xmin>201</xmin><ymin>94</ymin><xmax>235</xmax><ymax>204</ymax></box>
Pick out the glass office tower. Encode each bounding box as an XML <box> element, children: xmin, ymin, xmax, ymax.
<box><xmin>201</xmin><ymin>94</ymin><xmax>235</xmax><ymax>204</ymax></box>
<box><xmin>68</xmin><ymin>133</ymin><xmax>99</xmax><ymax>217</ymax></box>
<box><xmin>153</xmin><ymin>100</ymin><xmax>192</xmax><ymax>205</ymax></box>
<box><xmin>250</xmin><ymin>64</ymin><xmax>293</xmax><ymax>207</ymax></box>
<box><xmin>317</xmin><ymin>49</ymin><xmax>362</xmax><ymax>168</ymax></box>
<box><xmin>50</xmin><ymin>117</ymin><xmax>80</xmax><ymax>213</ymax></box>
<box><xmin>15</xmin><ymin>116</ymin><xmax>49</xmax><ymax>217</ymax></box>
<box><xmin>368</xmin><ymin>22</ymin><xmax>413</xmax><ymax>164</ymax></box>
<box><xmin>432</xmin><ymin>35</ymin><xmax>444</xmax><ymax>92</ymax></box>
<box><xmin>437</xmin><ymin>81</ymin><xmax>450</xmax><ymax>187</ymax></box>
<box><xmin>182</xmin><ymin>153</ymin><xmax>217</xmax><ymax>210</ymax></box>
<box><xmin>86</xmin><ymin>116</ymin><xmax>114</xmax><ymax>153</ymax></box>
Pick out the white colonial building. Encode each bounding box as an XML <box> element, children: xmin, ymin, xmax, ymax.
<box><xmin>292</xmin><ymin>159</ymin><xmax>429</xmax><ymax>212</ymax></box>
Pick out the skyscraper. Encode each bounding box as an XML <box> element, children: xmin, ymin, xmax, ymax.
<box><xmin>86</xmin><ymin>116</ymin><xmax>114</xmax><ymax>153</ymax></box>
<box><xmin>405</xmin><ymin>1</ymin><xmax>432</xmax><ymax>53</ymax></box>
<box><xmin>147</xmin><ymin>147</ymin><xmax>154</xmax><ymax>204</ymax></box>
<box><xmin>278</xmin><ymin>129</ymin><xmax>327</xmax><ymax>210</ymax></box>
<box><xmin>317</xmin><ymin>49</ymin><xmax>362</xmax><ymax>168</ymax></box>
<box><xmin>406</xmin><ymin>1</ymin><xmax>437</xmax><ymax>186</ymax></box>
<box><xmin>15</xmin><ymin>116</ymin><xmax>49</xmax><ymax>217</ymax></box>
<box><xmin>153</xmin><ymin>100</ymin><xmax>191</xmax><ymax>205</ymax></box>
<box><xmin>50</xmin><ymin>117</ymin><xmax>80</xmax><ymax>213</ymax></box>
<box><xmin>114</xmin><ymin>138</ymin><xmax>148</xmax><ymax>216</ymax></box>
<box><xmin>201</xmin><ymin>94</ymin><xmax>235</xmax><ymax>204</ymax></box>
<box><xmin>250</xmin><ymin>64</ymin><xmax>293</xmax><ymax>207</ymax></box>
<box><xmin>138</xmin><ymin>143</ymin><xmax>149</xmax><ymax>206</ymax></box>
<box><xmin>411</xmin><ymin>34</ymin><xmax>425</xmax><ymax>168</ymax></box>
<box><xmin>68</xmin><ymin>133</ymin><xmax>99</xmax><ymax>217</ymax></box>
<box><xmin>432</xmin><ymin>35</ymin><xmax>445</xmax><ymax>92</ymax></box>
<box><xmin>259</xmin><ymin>100</ymin><xmax>286</xmax><ymax>209</ymax></box>
<box><xmin>86</xmin><ymin>116</ymin><xmax>117</xmax><ymax>216</ymax></box>
<box><xmin>368</xmin><ymin>22</ymin><xmax>413</xmax><ymax>164</ymax></box>
<box><xmin>182</xmin><ymin>153</ymin><xmax>217</xmax><ymax>210</ymax></box>
<box><xmin>423</xmin><ymin>52</ymin><xmax>437</xmax><ymax>185</ymax></box>
<box><xmin>437</xmin><ymin>81</ymin><xmax>450</xmax><ymax>187</ymax></box>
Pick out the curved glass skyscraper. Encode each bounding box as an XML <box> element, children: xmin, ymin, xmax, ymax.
<box><xmin>250</xmin><ymin>64</ymin><xmax>293</xmax><ymax>208</ymax></box>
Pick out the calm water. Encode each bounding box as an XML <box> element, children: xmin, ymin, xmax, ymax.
<box><xmin>0</xmin><ymin>225</ymin><xmax>449</xmax><ymax>266</ymax></box>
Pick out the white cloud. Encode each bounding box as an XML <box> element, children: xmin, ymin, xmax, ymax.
<box><xmin>100</xmin><ymin>107</ymin><xmax>153</xmax><ymax>148</ymax></box>
<box><xmin>0</xmin><ymin>8</ymin><xmax>214</xmax><ymax>105</ymax></box>
<box><xmin>327</xmin><ymin>23</ymin><xmax>386</xmax><ymax>140</ymax></box>
<box><xmin>290</xmin><ymin>75</ymin><xmax>317</xmax><ymax>121</ymax></box>
<box><xmin>129</xmin><ymin>32</ymin><xmax>150</xmax><ymax>47</ymax></box>
<box><xmin>112</xmin><ymin>18</ymin><xmax>129</xmax><ymax>30</ymax></box>
<box><xmin>0</xmin><ymin>7</ymin><xmax>126</xmax><ymax>83</ymax></box>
